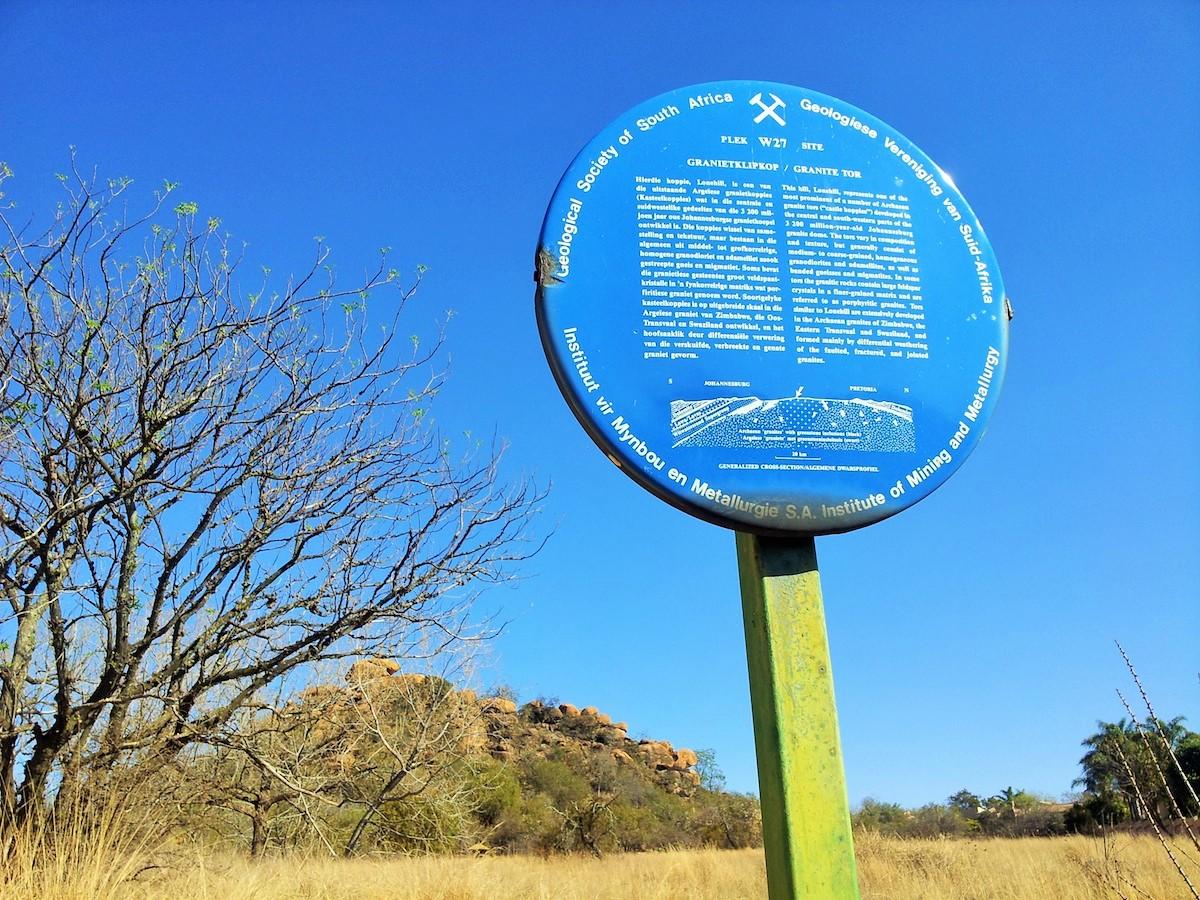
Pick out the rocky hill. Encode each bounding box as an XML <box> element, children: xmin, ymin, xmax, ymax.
<box><xmin>331</xmin><ymin>657</ymin><xmax>758</xmax><ymax>855</ymax></box>
<box><xmin>347</xmin><ymin>657</ymin><xmax>703</xmax><ymax>796</ymax></box>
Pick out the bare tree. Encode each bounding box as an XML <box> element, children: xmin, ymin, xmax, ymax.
<box><xmin>188</xmin><ymin>686</ymin><xmax>349</xmax><ymax>856</ymax></box>
<box><xmin>554</xmin><ymin>791</ymin><xmax>617</xmax><ymax>858</ymax></box>
<box><xmin>338</xmin><ymin>661</ymin><xmax>490</xmax><ymax>855</ymax></box>
<box><xmin>0</xmin><ymin>156</ymin><xmax>542</xmax><ymax>824</ymax></box>
<box><xmin>185</xmin><ymin>655</ymin><xmax>493</xmax><ymax>857</ymax></box>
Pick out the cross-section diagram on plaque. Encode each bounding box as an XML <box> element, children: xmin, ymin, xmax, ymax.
<box><xmin>670</xmin><ymin>390</ymin><xmax>915</xmax><ymax>452</ymax></box>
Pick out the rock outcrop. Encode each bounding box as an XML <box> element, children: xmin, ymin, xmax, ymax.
<box><xmin>346</xmin><ymin>657</ymin><xmax>401</xmax><ymax>682</ymax></box>
<box><xmin>480</xmin><ymin>697</ymin><xmax>517</xmax><ymax>715</ymax></box>
<box><xmin>312</xmin><ymin>661</ymin><xmax>705</xmax><ymax>798</ymax></box>
<box><xmin>518</xmin><ymin>699</ymin><xmax>702</xmax><ymax>796</ymax></box>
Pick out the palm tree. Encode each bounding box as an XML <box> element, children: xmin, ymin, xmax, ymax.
<box><xmin>1077</xmin><ymin>718</ymin><xmax>1195</xmax><ymax>823</ymax></box>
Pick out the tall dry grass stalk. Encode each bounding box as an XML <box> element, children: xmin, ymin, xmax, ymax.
<box><xmin>1111</xmin><ymin>642</ymin><xmax>1200</xmax><ymax>899</ymax></box>
<box><xmin>0</xmin><ymin>794</ymin><xmax>162</xmax><ymax>900</ymax></box>
<box><xmin>4</xmin><ymin>834</ymin><xmax>1197</xmax><ymax>899</ymax></box>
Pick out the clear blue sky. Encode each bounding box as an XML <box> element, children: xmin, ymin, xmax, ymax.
<box><xmin>3</xmin><ymin>2</ymin><xmax>1196</xmax><ymax>807</ymax></box>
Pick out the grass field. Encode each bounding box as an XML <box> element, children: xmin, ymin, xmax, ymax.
<box><xmin>3</xmin><ymin>831</ymin><xmax>1197</xmax><ymax>899</ymax></box>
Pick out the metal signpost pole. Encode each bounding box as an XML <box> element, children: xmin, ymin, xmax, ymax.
<box><xmin>737</xmin><ymin>533</ymin><xmax>859</xmax><ymax>899</ymax></box>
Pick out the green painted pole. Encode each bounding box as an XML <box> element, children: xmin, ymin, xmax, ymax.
<box><xmin>736</xmin><ymin>532</ymin><xmax>860</xmax><ymax>899</ymax></box>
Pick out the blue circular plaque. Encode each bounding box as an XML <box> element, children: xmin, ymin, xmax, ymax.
<box><xmin>536</xmin><ymin>81</ymin><xmax>1008</xmax><ymax>535</ymax></box>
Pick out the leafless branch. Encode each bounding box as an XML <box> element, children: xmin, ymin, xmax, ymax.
<box><xmin>0</xmin><ymin>158</ymin><xmax>543</xmax><ymax>824</ymax></box>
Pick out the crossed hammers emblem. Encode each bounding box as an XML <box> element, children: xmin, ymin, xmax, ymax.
<box><xmin>749</xmin><ymin>92</ymin><xmax>786</xmax><ymax>126</ymax></box>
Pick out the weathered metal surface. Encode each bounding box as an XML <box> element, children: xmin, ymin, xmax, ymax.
<box><xmin>737</xmin><ymin>532</ymin><xmax>859</xmax><ymax>899</ymax></box>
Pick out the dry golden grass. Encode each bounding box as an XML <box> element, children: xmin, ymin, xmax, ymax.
<box><xmin>0</xmin><ymin>801</ymin><xmax>151</xmax><ymax>900</ymax></box>
<box><xmin>853</xmin><ymin>830</ymin><xmax>1200</xmax><ymax>899</ymax></box>
<box><xmin>3</xmin><ymin>831</ymin><xmax>1198</xmax><ymax>899</ymax></box>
